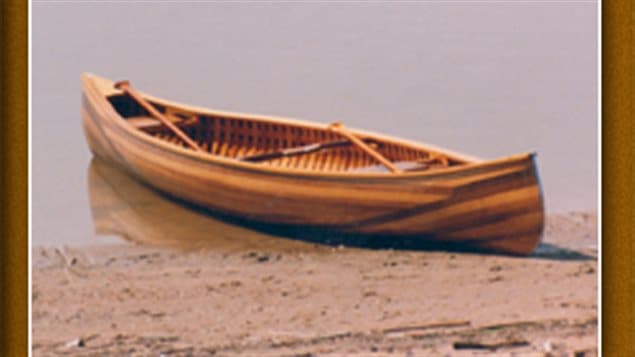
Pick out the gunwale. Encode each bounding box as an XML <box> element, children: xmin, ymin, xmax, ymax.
<box><xmin>82</xmin><ymin>73</ymin><xmax>535</xmax><ymax>181</ymax></box>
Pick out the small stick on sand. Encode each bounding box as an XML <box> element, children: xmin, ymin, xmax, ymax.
<box><xmin>382</xmin><ymin>320</ymin><xmax>471</xmax><ymax>334</ymax></box>
<box><xmin>54</xmin><ymin>247</ymin><xmax>88</xmax><ymax>279</ymax></box>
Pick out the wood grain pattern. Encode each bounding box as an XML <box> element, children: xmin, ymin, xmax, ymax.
<box><xmin>81</xmin><ymin>73</ymin><xmax>545</xmax><ymax>255</ymax></box>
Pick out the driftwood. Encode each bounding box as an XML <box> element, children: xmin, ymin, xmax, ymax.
<box><xmin>267</xmin><ymin>320</ymin><xmax>471</xmax><ymax>349</ymax></box>
<box><xmin>382</xmin><ymin>320</ymin><xmax>470</xmax><ymax>334</ymax></box>
<box><xmin>453</xmin><ymin>339</ymin><xmax>530</xmax><ymax>350</ymax></box>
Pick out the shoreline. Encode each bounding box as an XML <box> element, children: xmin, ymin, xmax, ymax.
<box><xmin>33</xmin><ymin>211</ymin><xmax>597</xmax><ymax>356</ymax></box>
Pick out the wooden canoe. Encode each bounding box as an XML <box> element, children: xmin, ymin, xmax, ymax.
<box><xmin>81</xmin><ymin>73</ymin><xmax>545</xmax><ymax>255</ymax></box>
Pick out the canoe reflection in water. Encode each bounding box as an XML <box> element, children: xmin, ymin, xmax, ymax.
<box><xmin>88</xmin><ymin>158</ymin><xmax>318</xmax><ymax>252</ymax></box>
<box><xmin>88</xmin><ymin>158</ymin><xmax>533</xmax><ymax>254</ymax></box>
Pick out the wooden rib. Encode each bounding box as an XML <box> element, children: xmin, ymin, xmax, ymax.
<box><xmin>305</xmin><ymin>152</ymin><xmax>315</xmax><ymax>171</ymax></box>
<box><xmin>331</xmin><ymin>151</ymin><xmax>340</xmax><ymax>171</ymax></box>
<box><xmin>234</xmin><ymin>145</ymin><xmax>245</xmax><ymax>159</ymax></box>
<box><xmin>328</xmin><ymin>150</ymin><xmax>337</xmax><ymax>171</ymax></box>
<box><xmin>314</xmin><ymin>131</ymin><xmax>324</xmax><ymax>170</ymax></box>
<box><xmin>341</xmin><ymin>149</ymin><xmax>350</xmax><ymax>171</ymax></box>
<box><xmin>211</xmin><ymin>118</ymin><xmax>220</xmax><ymax>154</ymax></box>
<box><xmin>347</xmin><ymin>150</ymin><xmax>356</xmax><ymax>170</ymax></box>
<box><xmin>305</xmin><ymin>131</ymin><xmax>316</xmax><ymax>170</ymax></box>
<box><xmin>225</xmin><ymin>124</ymin><xmax>235</xmax><ymax>158</ymax></box>
<box><xmin>279</xmin><ymin>154</ymin><xmax>290</xmax><ymax>168</ymax></box>
<box><xmin>361</xmin><ymin>151</ymin><xmax>370</xmax><ymax>168</ymax></box>
<box><xmin>287</xmin><ymin>150</ymin><xmax>298</xmax><ymax>169</ymax></box>
<box><xmin>343</xmin><ymin>150</ymin><xmax>353</xmax><ymax>171</ymax></box>
<box><xmin>332</xmin><ymin>149</ymin><xmax>342</xmax><ymax>171</ymax></box>
<box><xmin>333</xmin><ymin>149</ymin><xmax>343</xmax><ymax>172</ymax></box>
<box><xmin>218</xmin><ymin>141</ymin><xmax>229</xmax><ymax>157</ymax></box>
<box><xmin>317</xmin><ymin>152</ymin><xmax>327</xmax><ymax>172</ymax></box>
<box><xmin>294</xmin><ymin>143</ymin><xmax>305</xmax><ymax>168</ymax></box>
<box><xmin>327</xmin><ymin>151</ymin><xmax>337</xmax><ymax>171</ymax></box>
<box><xmin>244</xmin><ymin>145</ymin><xmax>258</xmax><ymax>157</ymax></box>
<box><xmin>339</xmin><ymin>152</ymin><xmax>348</xmax><ymax>172</ymax></box>
<box><xmin>228</xmin><ymin>142</ymin><xmax>239</xmax><ymax>159</ymax></box>
<box><xmin>310</xmin><ymin>151</ymin><xmax>320</xmax><ymax>171</ymax></box>
<box><xmin>229</xmin><ymin>142</ymin><xmax>239</xmax><ymax>158</ymax></box>
<box><xmin>297</xmin><ymin>151</ymin><xmax>308</xmax><ymax>170</ymax></box>
<box><xmin>317</xmin><ymin>152</ymin><xmax>326</xmax><ymax>171</ymax></box>
<box><xmin>303</xmin><ymin>154</ymin><xmax>312</xmax><ymax>170</ymax></box>
<box><xmin>208</xmin><ymin>119</ymin><xmax>215</xmax><ymax>153</ymax></box>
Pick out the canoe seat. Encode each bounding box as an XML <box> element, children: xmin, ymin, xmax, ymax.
<box><xmin>126</xmin><ymin>116</ymin><xmax>162</xmax><ymax>129</ymax></box>
<box><xmin>348</xmin><ymin>161</ymin><xmax>430</xmax><ymax>173</ymax></box>
<box><xmin>126</xmin><ymin>116</ymin><xmax>198</xmax><ymax>130</ymax></box>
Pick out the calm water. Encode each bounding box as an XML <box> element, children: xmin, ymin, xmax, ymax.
<box><xmin>33</xmin><ymin>3</ymin><xmax>597</xmax><ymax>246</ymax></box>
<box><xmin>86</xmin><ymin>158</ymin><xmax>329</xmax><ymax>253</ymax></box>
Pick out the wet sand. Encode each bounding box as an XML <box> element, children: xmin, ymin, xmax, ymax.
<box><xmin>32</xmin><ymin>211</ymin><xmax>597</xmax><ymax>356</ymax></box>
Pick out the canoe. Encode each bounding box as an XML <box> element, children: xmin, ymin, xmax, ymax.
<box><xmin>81</xmin><ymin>73</ymin><xmax>544</xmax><ymax>255</ymax></box>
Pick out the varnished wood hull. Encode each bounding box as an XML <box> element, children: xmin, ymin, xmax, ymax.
<box><xmin>81</xmin><ymin>73</ymin><xmax>545</xmax><ymax>255</ymax></box>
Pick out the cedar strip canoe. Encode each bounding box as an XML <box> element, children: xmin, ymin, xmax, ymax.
<box><xmin>81</xmin><ymin>73</ymin><xmax>545</xmax><ymax>255</ymax></box>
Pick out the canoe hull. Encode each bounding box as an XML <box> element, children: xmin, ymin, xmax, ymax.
<box><xmin>82</xmin><ymin>75</ymin><xmax>544</xmax><ymax>255</ymax></box>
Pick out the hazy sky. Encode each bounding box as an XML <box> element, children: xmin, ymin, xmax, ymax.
<box><xmin>33</xmin><ymin>2</ymin><xmax>597</xmax><ymax>245</ymax></box>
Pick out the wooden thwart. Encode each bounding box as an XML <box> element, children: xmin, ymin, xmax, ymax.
<box><xmin>114</xmin><ymin>80</ymin><xmax>203</xmax><ymax>152</ymax></box>
<box><xmin>328</xmin><ymin>122</ymin><xmax>402</xmax><ymax>173</ymax></box>
<box><xmin>453</xmin><ymin>339</ymin><xmax>530</xmax><ymax>351</ymax></box>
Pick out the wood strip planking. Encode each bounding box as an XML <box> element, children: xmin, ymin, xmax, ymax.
<box><xmin>352</xmin><ymin>184</ymin><xmax>541</xmax><ymax>234</ymax></box>
<box><xmin>442</xmin><ymin>210</ymin><xmax>544</xmax><ymax>239</ymax></box>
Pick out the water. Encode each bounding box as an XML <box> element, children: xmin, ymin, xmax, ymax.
<box><xmin>86</xmin><ymin>158</ymin><xmax>326</xmax><ymax>253</ymax></box>
<box><xmin>33</xmin><ymin>3</ymin><xmax>598</xmax><ymax>246</ymax></box>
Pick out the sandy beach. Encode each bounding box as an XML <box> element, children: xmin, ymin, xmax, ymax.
<box><xmin>32</xmin><ymin>211</ymin><xmax>597</xmax><ymax>356</ymax></box>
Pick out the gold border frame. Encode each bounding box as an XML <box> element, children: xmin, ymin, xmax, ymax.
<box><xmin>1</xmin><ymin>1</ymin><xmax>632</xmax><ymax>355</ymax></box>
<box><xmin>1</xmin><ymin>0</ymin><xmax>28</xmax><ymax>355</ymax></box>
<box><xmin>602</xmin><ymin>0</ymin><xmax>634</xmax><ymax>354</ymax></box>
